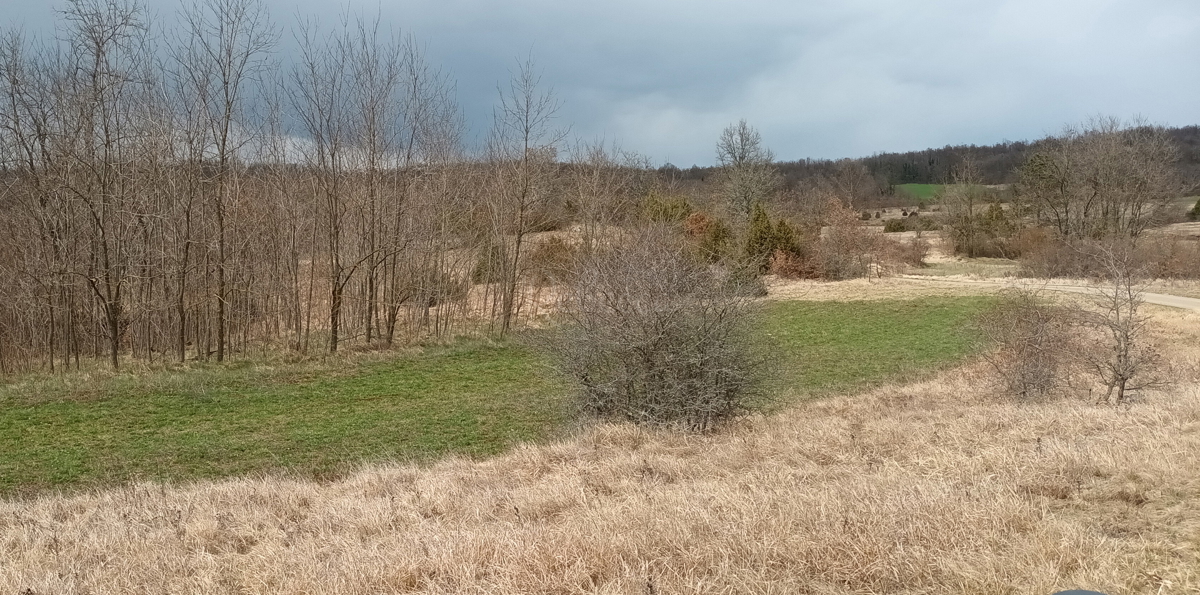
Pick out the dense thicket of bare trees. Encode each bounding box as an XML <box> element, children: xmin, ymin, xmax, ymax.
<box><xmin>1019</xmin><ymin>117</ymin><xmax>1183</xmax><ymax>239</ymax></box>
<box><xmin>0</xmin><ymin>0</ymin><xmax>162</xmax><ymax>371</ymax></box>
<box><xmin>0</xmin><ymin>0</ymin><xmax>649</xmax><ymax>373</ymax></box>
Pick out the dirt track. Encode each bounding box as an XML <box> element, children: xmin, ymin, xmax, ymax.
<box><xmin>901</xmin><ymin>275</ymin><xmax>1200</xmax><ymax>312</ymax></box>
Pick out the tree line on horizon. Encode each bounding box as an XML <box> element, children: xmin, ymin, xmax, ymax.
<box><xmin>664</xmin><ymin>124</ymin><xmax>1200</xmax><ymax>203</ymax></box>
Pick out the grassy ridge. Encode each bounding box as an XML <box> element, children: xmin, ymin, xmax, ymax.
<box><xmin>0</xmin><ymin>297</ymin><xmax>992</xmax><ymax>496</ymax></box>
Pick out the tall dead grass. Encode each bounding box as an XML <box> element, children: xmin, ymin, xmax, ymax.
<box><xmin>4</xmin><ymin>350</ymin><xmax>1200</xmax><ymax>593</ymax></box>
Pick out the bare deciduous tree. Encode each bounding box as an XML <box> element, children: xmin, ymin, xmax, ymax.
<box><xmin>716</xmin><ymin>119</ymin><xmax>779</xmax><ymax>218</ymax></box>
<box><xmin>816</xmin><ymin>198</ymin><xmax>881</xmax><ymax>280</ymax></box>
<box><xmin>826</xmin><ymin>158</ymin><xmax>878</xmax><ymax>209</ymax></box>
<box><xmin>942</xmin><ymin>157</ymin><xmax>987</xmax><ymax>256</ymax></box>
<box><xmin>485</xmin><ymin>56</ymin><xmax>564</xmax><ymax>336</ymax></box>
<box><xmin>1074</xmin><ymin>239</ymin><xmax>1162</xmax><ymax>404</ymax></box>
<box><xmin>60</xmin><ymin>0</ymin><xmax>158</xmax><ymax>370</ymax></box>
<box><xmin>177</xmin><ymin>0</ymin><xmax>276</xmax><ymax>362</ymax></box>
<box><xmin>290</xmin><ymin>17</ymin><xmax>358</xmax><ymax>352</ymax></box>
<box><xmin>567</xmin><ymin>140</ymin><xmax>649</xmax><ymax>253</ymax></box>
<box><xmin>1019</xmin><ymin>117</ymin><xmax>1183</xmax><ymax>240</ymax></box>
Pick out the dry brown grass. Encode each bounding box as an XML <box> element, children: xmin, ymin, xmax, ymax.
<box><xmin>5</xmin><ymin>358</ymin><xmax>1200</xmax><ymax>593</ymax></box>
<box><xmin>1150</xmin><ymin>222</ymin><xmax>1200</xmax><ymax>239</ymax></box>
<box><xmin>765</xmin><ymin>275</ymin><xmax>1001</xmax><ymax>302</ymax></box>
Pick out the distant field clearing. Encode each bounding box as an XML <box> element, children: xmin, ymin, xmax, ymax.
<box><xmin>894</xmin><ymin>183</ymin><xmax>944</xmax><ymax>201</ymax></box>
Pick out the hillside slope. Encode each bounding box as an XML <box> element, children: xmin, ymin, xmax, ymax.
<box><xmin>4</xmin><ymin>330</ymin><xmax>1199</xmax><ymax>593</ymax></box>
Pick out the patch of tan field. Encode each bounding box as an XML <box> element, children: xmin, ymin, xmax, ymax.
<box><xmin>1147</xmin><ymin>279</ymin><xmax>1200</xmax><ymax>300</ymax></box>
<box><xmin>890</xmin><ymin>273</ymin><xmax>1200</xmax><ymax>304</ymax></box>
<box><xmin>1146</xmin><ymin>305</ymin><xmax>1200</xmax><ymax>363</ymax></box>
<box><xmin>764</xmin><ymin>274</ymin><xmax>1001</xmax><ymax>302</ymax></box>
<box><xmin>764</xmin><ymin>255</ymin><xmax>1200</xmax><ymax>307</ymax></box>
<box><xmin>1150</xmin><ymin>221</ymin><xmax>1200</xmax><ymax>239</ymax></box>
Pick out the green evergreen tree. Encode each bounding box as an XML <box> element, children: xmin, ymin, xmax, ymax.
<box><xmin>773</xmin><ymin>218</ymin><xmax>800</xmax><ymax>255</ymax></box>
<box><xmin>745</xmin><ymin>203</ymin><xmax>775</xmax><ymax>271</ymax></box>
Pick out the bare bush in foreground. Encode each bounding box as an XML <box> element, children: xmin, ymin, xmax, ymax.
<box><xmin>548</xmin><ymin>227</ymin><xmax>760</xmax><ymax>431</ymax></box>
<box><xmin>1003</xmin><ymin>238</ymin><xmax>1163</xmax><ymax>404</ymax></box>
<box><xmin>978</xmin><ymin>290</ymin><xmax>1076</xmax><ymax>399</ymax></box>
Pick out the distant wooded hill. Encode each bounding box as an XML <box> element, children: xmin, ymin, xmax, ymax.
<box><xmin>666</xmin><ymin>125</ymin><xmax>1200</xmax><ymax>192</ymax></box>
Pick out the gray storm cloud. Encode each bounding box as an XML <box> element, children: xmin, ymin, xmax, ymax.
<box><xmin>7</xmin><ymin>0</ymin><xmax>1198</xmax><ymax>165</ymax></box>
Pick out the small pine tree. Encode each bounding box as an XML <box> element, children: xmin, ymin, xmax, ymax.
<box><xmin>980</xmin><ymin>202</ymin><xmax>1015</xmax><ymax>243</ymax></box>
<box><xmin>1189</xmin><ymin>198</ymin><xmax>1200</xmax><ymax>222</ymax></box>
<box><xmin>745</xmin><ymin>203</ymin><xmax>776</xmax><ymax>271</ymax></box>
<box><xmin>773</xmin><ymin>218</ymin><xmax>800</xmax><ymax>255</ymax></box>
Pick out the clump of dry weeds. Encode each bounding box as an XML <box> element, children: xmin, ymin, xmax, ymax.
<box><xmin>3</xmin><ymin>353</ymin><xmax>1199</xmax><ymax>594</ymax></box>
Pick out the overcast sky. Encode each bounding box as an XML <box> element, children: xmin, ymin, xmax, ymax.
<box><xmin>8</xmin><ymin>0</ymin><xmax>1199</xmax><ymax>166</ymax></box>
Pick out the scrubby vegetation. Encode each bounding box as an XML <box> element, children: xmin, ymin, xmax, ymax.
<box><xmin>546</xmin><ymin>228</ymin><xmax>761</xmax><ymax>431</ymax></box>
<box><xmin>977</xmin><ymin>290</ymin><xmax>1077</xmax><ymax>399</ymax></box>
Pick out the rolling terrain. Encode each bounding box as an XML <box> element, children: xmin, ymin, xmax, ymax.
<box><xmin>3</xmin><ymin>279</ymin><xmax>1199</xmax><ymax>594</ymax></box>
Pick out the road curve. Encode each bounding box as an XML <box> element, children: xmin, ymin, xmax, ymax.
<box><xmin>900</xmin><ymin>275</ymin><xmax>1200</xmax><ymax>312</ymax></box>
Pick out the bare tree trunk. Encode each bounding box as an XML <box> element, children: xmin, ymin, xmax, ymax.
<box><xmin>487</xmin><ymin>56</ymin><xmax>563</xmax><ymax>337</ymax></box>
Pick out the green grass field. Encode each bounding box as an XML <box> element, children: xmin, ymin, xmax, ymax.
<box><xmin>760</xmin><ymin>297</ymin><xmax>990</xmax><ymax>400</ymax></box>
<box><xmin>0</xmin><ymin>343</ymin><xmax>565</xmax><ymax>497</ymax></box>
<box><xmin>894</xmin><ymin>183</ymin><xmax>945</xmax><ymax>202</ymax></box>
<box><xmin>895</xmin><ymin>183</ymin><xmax>1016</xmax><ymax>206</ymax></box>
<box><xmin>0</xmin><ymin>297</ymin><xmax>992</xmax><ymax>497</ymax></box>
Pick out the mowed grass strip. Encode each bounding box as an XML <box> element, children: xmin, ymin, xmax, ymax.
<box><xmin>0</xmin><ymin>297</ymin><xmax>993</xmax><ymax>496</ymax></box>
<box><xmin>760</xmin><ymin>296</ymin><xmax>992</xmax><ymax>400</ymax></box>
<box><xmin>0</xmin><ymin>343</ymin><xmax>565</xmax><ymax>497</ymax></box>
